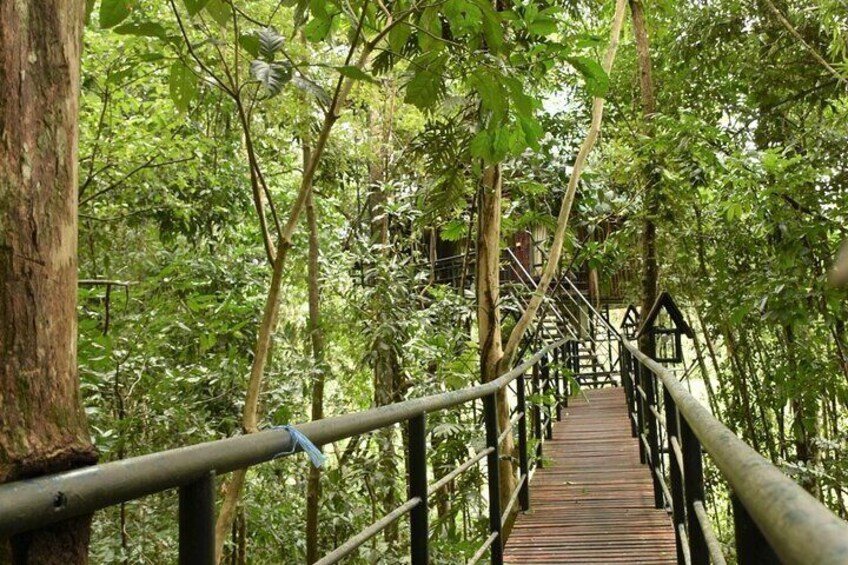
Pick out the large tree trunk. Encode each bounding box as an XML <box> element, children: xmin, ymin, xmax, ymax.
<box><xmin>630</xmin><ymin>0</ymin><xmax>660</xmax><ymax>358</ymax></box>
<box><xmin>0</xmin><ymin>1</ymin><xmax>97</xmax><ymax>562</ymax></box>
<box><xmin>303</xmin><ymin>145</ymin><xmax>326</xmax><ymax>564</ymax></box>
<box><xmin>475</xmin><ymin>166</ymin><xmax>517</xmax><ymax>512</ymax></box>
<box><xmin>366</xmin><ymin>100</ymin><xmax>402</xmax><ymax>544</ymax></box>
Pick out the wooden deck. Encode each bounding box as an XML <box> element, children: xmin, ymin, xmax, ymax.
<box><xmin>504</xmin><ymin>387</ymin><xmax>677</xmax><ymax>564</ymax></box>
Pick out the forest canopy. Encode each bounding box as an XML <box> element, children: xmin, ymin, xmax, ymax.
<box><xmin>2</xmin><ymin>0</ymin><xmax>848</xmax><ymax>563</ymax></box>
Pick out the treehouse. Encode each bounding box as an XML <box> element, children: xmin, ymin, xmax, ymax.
<box><xmin>427</xmin><ymin>223</ymin><xmax>634</xmax><ymax>307</ymax></box>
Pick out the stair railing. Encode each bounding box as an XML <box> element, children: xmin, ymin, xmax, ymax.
<box><xmin>621</xmin><ymin>339</ymin><xmax>848</xmax><ymax>564</ymax></box>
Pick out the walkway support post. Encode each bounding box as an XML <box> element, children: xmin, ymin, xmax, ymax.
<box><xmin>553</xmin><ymin>347</ymin><xmax>563</xmax><ymax>421</ymax></box>
<box><xmin>178</xmin><ymin>472</ymin><xmax>215</xmax><ymax>565</ymax></box>
<box><xmin>732</xmin><ymin>493</ymin><xmax>779</xmax><ymax>565</ymax></box>
<box><xmin>484</xmin><ymin>393</ymin><xmax>504</xmax><ymax>565</ymax></box>
<box><xmin>622</xmin><ymin>348</ymin><xmax>637</xmax><ymax>437</ymax></box>
<box><xmin>663</xmin><ymin>388</ymin><xmax>686</xmax><ymax>564</ymax></box>
<box><xmin>517</xmin><ymin>374</ymin><xmax>530</xmax><ymax>511</ymax></box>
<box><xmin>635</xmin><ymin>363</ymin><xmax>647</xmax><ymax>464</ymax></box>
<box><xmin>562</xmin><ymin>342</ymin><xmax>571</xmax><ymax>408</ymax></box>
<box><xmin>680</xmin><ymin>416</ymin><xmax>708</xmax><ymax>564</ymax></box>
<box><xmin>542</xmin><ymin>354</ymin><xmax>553</xmax><ymax>440</ymax></box>
<box><xmin>642</xmin><ymin>366</ymin><xmax>664</xmax><ymax>509</ymax></box>
<box><xmin>408</xmin><ymin>414</ymin><xmax>429</xmax><ymax>565</ymax></box>
<box><xmin>532</xmin><ymin>363</ymin><xmax>543</xmax><ymax>468</ymax></box>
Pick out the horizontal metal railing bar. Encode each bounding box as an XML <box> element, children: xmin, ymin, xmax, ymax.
<box><xmin>693</xmin><ymin>500</ymin><xmax>728</xmax><ymax>565</ymax></box>
<box><xmin>636</xmin><ymin>385</ymin><xmax>648</xmax><ymax>401</ymax></box>
<box><xmin>500</xmin><ymin>474</ymin><xmax>527</xmax><ymax>528</ymax></box>
<box><xmin>428</xmin><ymin>448</ymin><xmax>494</xmax><ymax>496</ymax></box>
<box><xmin>677</xmin><ymin>523</ymin><xmax>692</xmax><ymax>565</ymax></box>
<box><xmin>467</xmin><ymin>531</ymin><xmax>499</xmax><ymax>565</ymax></box>
<box><xmin>640</xmin><ymin>434</ymin><xmax>652</xmax><ymax>463</ymax></box>
<box><xmin>656</xmin><ymin>470</ymin><xmax>673</xmax><ymax>512</ymax></box>
<box><xmin>670</xmin><ymin>436</ymin><xmax>685</xmax><ymax>474</ymax></box>
<box><xmin>624</xmin><ymin>340</ymin><xmax>848</xmax><ymax>564</ymax></box>
<box><xmin>0</xmin><ymin>339</ymin><xmax>567</xmax><ymax>537</ymax></box>
<box><xmin>496</xmin><ymin>411</ymin><xmax>524</xmax><ymax>446</ymax></box>
<box><xmin>314</xmin><ymin>497</ymin><xmax>420</xmax><ymax>565</ymax></box>
<box><xmin>649</xmin><ymin>405</ymin><xmax>666</xmax><ymax>428</ymax></box>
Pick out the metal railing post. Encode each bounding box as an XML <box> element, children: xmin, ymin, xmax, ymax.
<box><xmin>663</xmin><ymin>388</ymin><xmax>686</xmax><ymax>564</ymax></box>
<box><xmin>562</xmin><ymin>342</ymin><xmax>570</xmax><ymax>408</ymax></box>
<box><xmin>517</xmin><ymin>374</ymin><xmax>530</xmax><ymax>511</ymax></box>
<box><xmin>732</xmin><ymin>493</ymin><xmax>779</xmax><ymax>564</ymax></box>
<box><xmin>635</xmin><ymin>361</ymin><xmax>647</xmax><ymax>464</ymax></box>
<box><xmin>553</xmin><ymin>347</ymin><xmax>562</xmax><ymax>421</ymax></box>
<box><xmin>622</xmin><ymin>347</ymin><xmax>637</xmax><ymax>438</ymax></box>
<box><xmin>605</xmin><ymin>304</ymin><xmax>613</xmax><ymax>374</ymax></box>
<box><xmin>408</xmin><ymin>414</ymin><xmax>429</xmax><ymax>565</ymax></box>
<box><xmin>680</xmin><ymin>416</ymin><xmax>708</xmax><ymax>564</ymax></box>
<box><xmin>642</xmin><ymin>366</ymin><xmax>664</xmax><ymax>509</ymax></box>
<box><xmin>178</xmin><ymin>472</ymin><xmax>215</xmax><ymax>565</ymax></box>
<box><xmin>484</xmin><ymin>393</ymin><xmax>504</xmax><ymax>565</ymax></box>
<box><xmin>532</xmin><ymin>362</ymin><xmax>543</xmax><ymax>468</ymax></box>
<box><xmin>542</xmin><ymin>354</ymin><xmax>553</xmax><ymax>440</ymax></box>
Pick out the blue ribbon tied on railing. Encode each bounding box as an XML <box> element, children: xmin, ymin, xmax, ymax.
<box><xmin>272</xmin><ymin>425</ymin><xmax>326</xmax><ymax>468</ymax></box>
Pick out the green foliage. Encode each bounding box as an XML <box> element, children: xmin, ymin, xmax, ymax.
<box><xmin>99</xmin><ymin>0</ymin><xmax>133</xmax><ymax>28</ymax></box>
<box><xmin>68</xmin><ymin>0</ymin><xmax>848</xmax><ymax>561</ymax></box>
<box><xmin>168</xmin><ymin>62</ymin><xmax>196</xmax><ymax>111</ymax></box>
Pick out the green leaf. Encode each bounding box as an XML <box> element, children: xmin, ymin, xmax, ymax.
<box><xmin>443</xmin><ymin>0</ymin><xmax>482</xmax><ymax>36</ymax></box>
<box><xmin>567</xmin><ymin>56</ymin><xmax>609</xmax><ymax>97</ymax></box>
<box><xmin>112</xmin><ymin>22</ymin><xmax>167</xmax><ymax>38</ymax></box>
<box><xmin>470</xmin><ymin>71</ymin><xmax>508</xmax><ymax>123</ymax></box>
<box><xmin>183</xmin><ymin>0</ymin><xmax>211</xmax><ymax>17</ymax></box>
<box><xmin>418</xmin><ymin>8</ymin><xmax>442</xmax><ymax>51</ymax></box>
<box><xmin>729</xmin><ymin>303</ymin><xmax>752</xmax><ymax>326</ymax></box>
<box><xmin>205</xmin><ymin>0</ymin><xmax>231</xmax><ymax>26</ymax></box>
<box><xmin>528</xmin><ymin>16</ymin><xmax>557</xmax><ymax>36</ymax></box>
<box><xmin>472</xmin><ymin>0</ymin><xmax>503</xmax><ymax>53</ymax></box>
<box><xmin>85</xmin><ymin>0</ymin><xmax>97</xmax><ymax>24</ymax></box>
<box><xmin>304</xmin><ymin>14</ymin><xmax>333</xmax><ymax>42</ymax></box>
<box><xmin>291</xmin><ymin>76</ymin><xmax>331</xmax><ymax>106</ymax></box>
<box><xmin>100</xmin><ymin>0</ymin><xmax>132</xmax><ymax>28</ymax></box>
<box><xmin>258</xmin><ymin>27</ymin><xmax>285</xmax><ymax>60</ymax></box>
<box><xmin>250</xmin><ymin>60</ymin><xmax>293</xmax><ymax>97</ymax></box>
<box><xmin>336</xmin><ymin>65</ymin><xmax>379</xmax><ymax>84</ymax></box>
<box><xmin>238</xmin><ymin>34</ymin><xmax>260</xmax><ymax>57</ymax></box>
<box><xmin>388</xmin><ymin>22</ymin><xmax>412</xmax><ymax>53</ymax></box>
<box><xmin>169</xmin><ymin>62</ymin><xmax>197</xmax><ymax>112</ymax></box>
<box><xmin>403</xmin><ymin>53</ymin><xmax>446</xmax><ymax>111</ymax></box>
<box><xmin>440</xmin><ymin>219</ymin><xmax>467</xmax><ymax>242</ymax></box>
<box><xmin>519</xmin><ymin>116</ymin><xmax>543</xmax><ymax>151</ymax></box>
<box><xmin>470</xmin><ymin>130</ymin><xmax>493</xmax><ymax>162</ymax></box>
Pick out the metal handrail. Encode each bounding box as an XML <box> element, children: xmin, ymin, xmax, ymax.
<box><xmin>0</xmin><ymin>339</ymin><xmax>566</xmax><ymax>539</ymax></box>
<box><xmin>623</xmin><ymin>339</ymin><xmax>848</xmax><ymax>564</ymax></box>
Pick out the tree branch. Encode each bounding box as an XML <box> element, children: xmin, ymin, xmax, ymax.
<box><xmin>502</xmin><ymin>0</ymin><xmax>629</xmax><ymax>364</ymax></box>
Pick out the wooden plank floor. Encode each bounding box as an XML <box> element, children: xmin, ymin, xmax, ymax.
<box><xmin>504</xmin><ymin>387</ymin><xmax>677</xmax><ymax>564</ymax></box>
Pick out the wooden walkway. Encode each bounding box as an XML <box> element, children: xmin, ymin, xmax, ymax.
<box><xmin>504</xmin><ymin>388</ymin><xmax>677</xmax><ymax>564</ymax></box>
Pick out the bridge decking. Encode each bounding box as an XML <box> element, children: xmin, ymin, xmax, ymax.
<box><xmin>504</xmin><ymin>387</ymin><xmax>677</xmax><ymax>564</ymax></box>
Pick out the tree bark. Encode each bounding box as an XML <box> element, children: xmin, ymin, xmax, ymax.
<box><xmin>365</xmin><ymin>97</ymin><xmax>402</xmax><ymax>544</ymax></box>
<box><xmin>304</xmin><ymin>145</ymin><xmax>326</xmax><ymax>564</ymax></box>
<box><xmin>475</xmin><ymin>166</ymin><xmax>516</xmax><ymax>513</ymax></box>
<box><xmin>629</xmin><ymin>0</ymin><xmax>660</xmax><ymax>358</ymax></box>
<box><xmin>0</xmin><ymin>1</ymin><xmax>97</xmax><ymax>562</ymax></box>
